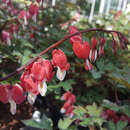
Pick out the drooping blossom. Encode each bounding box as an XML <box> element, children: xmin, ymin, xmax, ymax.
<box><xmin>112</xmin><ymin>40</ymin><xmax>117</xmax><ymax>54</ymax></box>
<box><xmin>20</xmin><ymin>58</ymin><xmax>54</xmax><ymax>104</ymax></box>
<box><xmin>73</xmin><ymin>41</ymin><xmax>92</xmax><ymax>71</ymax></box>
<box><xmin>89</xmin><ymin>37</ymin><xmax>97</xmax><ymax>63</ymax></box>
<box><xmin>2</xmin><ymin>0</ymin><xmax>12</xmax><ymax>6</ymax></box>
<box><xmin>20</xmin><ymin>72</ymin><xmax>39</xmax><ymax>105</ymax></box>
<box><xmin>36</xmin><ymin>0</ymin><xmax>42</xmax><ymax>6</ymax></box>
<box><xmin>52</xmin><ymin>49</ymin><xmax>70</xmax><ymax>81</ymax></box>
<box><xmin>98</xmin><ymin>37</ymin><xmax>105</xmax><ymax>57</ymax></box>
<box><xmin>31</xmin><ymin>59</ymin><xmax>54</xmax><ymax>97</ymax></box>
<box><xmin>1</xmin><ymin>30</ymin><xmax>12</xmax><ymax>45</ymax></box>
<box><xmin>9</xmin><ymin>24</ymin><xmax>19</xmax><ymax>38</ymax></box>
<box><xmin>69</xmin><ymin>26</ymin><xmax>82</xmax><ymax>44</ymax></box>
<box><xmin>69</xmin><ymin>26</ymin><xmax>92</xmax><ymax>71</ymax></box>
<box><xmin>102</xmin><ymin>109</ymin><xmax>119</xmax><ymax>124</ymax></box>
<box><xmin>60</xmin><ymin>91</ymin><xmax>76</xmax><ymax>118</ymax></box>
<box><xmin>19</xmin><ymin>10</ymin><xmax>30</xmax><ymax>26</ymax></box>
<box><xmin>29</xmin><ymin>3</ymin><xmax>39</xmax><ymax>23</ymax></box>
<box><xmin>0</xmin><ymin>84</ymin><xmax>26</xmax><ymax>115</ymax></box>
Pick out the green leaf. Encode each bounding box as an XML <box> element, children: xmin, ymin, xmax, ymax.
<box><xmin>22</xmin><ymin>114</ymin><xmax>53</xmax><ymax>130</ymax></box>
<box><xmin>80</xmin><ymin>118</ymin><xmax>93</xmax><ymax>127</ymax></box>
<box><xmin>58</xmin><ymin>117</ymin><xmax>74</xmax><ymax>130</ymax></box>
<box><xmin>86</xmin><ymin>103</ymin><xmax>102</xmax><ymax>117</ymax></box>
<box><xmin>116</xmin><ymin>121</ymin><xmax>128</xmax><ymax>130</ymax></box>
<box><xmin>107</xmin><ymin>121</ymin><xmax>128</xmax><ymax>130</ymax></box>
<box><xmin>107</xmin><ymin>121</ymin><xmax>116</xmax><ymax>130</ymax></box>
<box><xmin>73</xmin><ymin>106</ymin><xmax>87</xmax><ymax>119</ymax></box>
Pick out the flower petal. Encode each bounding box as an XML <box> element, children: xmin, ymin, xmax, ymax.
<box><xmin>7</xmin><ymin>38</ymin><xmax>11</xmax><ymax>46</ymax></box>
<box><xmin>60</xmin><ymin>108</ymin><xmax>66</xmax><ymax>113</ymax></box>
<box><xmin>38</xmin><ymin>81</ymin><xmax>47</xmax><ymax>96</ymax></box>
<box><xmin>56</xmin><ymin>67</ymin><xmax>66</xmax><ymax>81</ymax></box>
<box><xmin>84</xmin><ymin>59</ymin><xmax>93</xmax><ymax>71</ymax></box>
<box><xmin>32</xmin><ymin>14</ymin><xmax>37</xmax><ymax>23</ymax></box>
<box><xmin>27</xmin><ymin>92</ymin><xmax>37</xmax><ymax>105</ymax></box>
<box><xmin>9</xmin><ymin>99</ymin><xmax>16</xmax><ymax>115</ymax></box>
<box><xmin>24</xmin><ymin>16</ymin><xmax>28</xmax><ymax>25</ymax></box>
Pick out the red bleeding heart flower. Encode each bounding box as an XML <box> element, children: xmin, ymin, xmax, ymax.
<box><xmin>105</xmin><ymin>109</ymin><xmax>119</xmax><ymax>123</ymax></box>
<box><xmin>73</xmin><ymin>41</ymin><xmax>92</xmax><ymax>71</ymax></box>
<box><xmin>0</xmin><ymin>84</ymin><xmax>26</xmax><ymax>115</ymax></box>
<box><xmin>21</xmin><ymin>58</ymin><xmax>54</xmax><ymax>104</ymax></box>
<box><xmin>52</xmin><ymin>49</ymin><xmax>70</xmax><ymax>81</ymax></box>
<box><xmin>99</xmin><ymin>37</ymin><xmax>105</xmax><ymax>57</ymax></box>
<box><xmin>29</xmin><ymin>3</ymin><xmax>39</xmax><ymax>22</ymax></box>
<box><xmin>1</xmin><ymin>30</ymin><xmax>12</xmax><ymax>45</ymax></box>
<box><xmin>2</xmin><ymin>0</ymin><xmax>12</xmax><ymax>6</ymax></box>
<box><xmin>0</xmin><ymin>84</ymin><xmax>9</xmax><ymax>104</ymax></box>
<box><xmin>31</xmin><ymin>58</ymin><xmax>46</xmax><ymax>82</ymax></box>
<box><xmin>9</xmin><ymin>24</ymin><xmax>19</xmax><ymax>38</ymax></box>
<box><xmin>60</xmin><ymin>91</ymin><xmax>76</xmax><ymax>118</ymax></box>
<box><xmin>20</xmin><ymin>72</ymin><xmax>38</xmax><ymax>105</ymax></box>
<box><xmin>37</xmin><ymin>0</ymin><xmax>41</xmax><ymax>3</ymax></box>
<box><xmin>30</xmin><ymin>33</ymin><xmax>34</xmax><ymax>39</ymax></box>
<box><xmin>112</xmin><ymin>40</ymin><xmax>117</xmax><ymax>54</ymax></box>
<box><xmin>89</xmin><ymin>37</ymin><xmax>97</xmax><ymax>63</ymax></box>
<box><xmin>61</xmin><ymin>91</ymin><xmax>71</xmax><ymax>101</ymax></box>
<box><xmin>73</xmin><ymin>41</ymin><xmax>90</xmax><ymax>59</ymax></box>
<box><xmin>69</xmin><ymin>26</ymin><xmax>82</xmax><ymax>44</ymax></box>
<box><xmin>19</xmin><ymin>10</ymin><xmax>30</xmax><ymax>26</ymax></box>
<box><xmin>31</xmin><ymin>59</ymin><xmax>54</xmax><ymax>96</ymax></box>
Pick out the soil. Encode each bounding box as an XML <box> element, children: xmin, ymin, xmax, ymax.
<box><xmin>0</xmin><ymin>101</ymin><xmax>33</xmax><ymax>130</ymax></box>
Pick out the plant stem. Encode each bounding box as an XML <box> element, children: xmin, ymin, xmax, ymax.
<box><xmin>0</xmin><ymin>28</ymin><xmax>125</xmax><ymax>82</ymax></box>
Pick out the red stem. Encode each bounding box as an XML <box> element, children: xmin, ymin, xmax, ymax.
<box><xmin>0</xmin><ymin>28</ymin><xmax>122</xmax><ymax>82</ymax></box>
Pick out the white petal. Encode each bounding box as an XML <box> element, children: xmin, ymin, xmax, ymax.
<box><xmin>24</xmin><ymin>16</ymin><xmax>28</xmax><ymax>25</ymax></box>
<box><xmin>69</xmin><ymin>113</ymin><xmax>74</xmax><ymax>118</ymax></box>
<box><xmin>13</xmin><ymin>32</ymin><xmax>17</xmax><ymax>38</ymax></box>
<box><xmin>7</xmin><ymin>38</ymin><xmax>11</xmax><ymax>46</ymax></box>
<box><xmin>60</xmin><ymin>108</ymin><xmax>66</xmax><ymax>113</ymax></box>
<box><xmin>38</xmin><ymin>82</ymin><xmax>47</xmax><ymax>96</ymax></box>
<box><xmin>94</xmin><ymin>50</ymin><xmax>97</xmax><ymax>62</ymax></box>
<box><xmin>9</xmin><ymin>99</ymin><xmax>16</xmax><ymax>115</ymax></box>
<box><xmin>32</xmin><ymin>14</ymin><xmax>37</xmax><ymax>23</ymax></box>
<box><xmin>86</xmin><ymin>59</ymin><xmax>91</xmax><ymax>70</ymax></box>
<box><xmin>32</xmin><ymin>111</ymin><xmax>41</xmax><ymax>123</ymax></box>
<box><xmin>89</xmin><ymin>49</ymin><xmax>92</xmax><ymax>62</ymax></box>
<box><xmin>39</xmin><ymin>0</ymin><xmax>42</xmax><ymax>6</ymax></box>
<box><xmin>56</xmin><ymin>67</ymin><xmax>66</xmax><ymax>81</ymax></box>
<box><xmin>27</xmin><ymin>92</ymin><xmax>37</xmax><ymax>105</ymax></box>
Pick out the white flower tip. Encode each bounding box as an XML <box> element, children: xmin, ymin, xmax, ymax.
<box><xmin>56</xmin><ymin>67</ymin><xmax>66</xmax><ymax>81</ymax></box>
<box><xmin>24</xmin><ymin>16</ymin><xmax>28</xmax><ymax>25</ymax></box>
<box><xmin>7</xmin><ymin>38</ymin><xmax>11</xmax><ymax>46</ymax></box>
<box><xmin>38</xmin><ymin>82</ymin><xmax>47</xmax><ymax>97</ymax></box>
<box><xmin>32</xmin><ymin>111</ymin><xmax>41</xmax><ymax>123</ymax></box>
<box><xmin>9</xmin><ymin>100</ymin><xmax>16</xmax><ymax>115</ymax></box>
<box><xmin>60</xmin><ymin>108</ymin><xmax>66</xmax><ymax>113</ymax></box>
<box><xmin>27</xmin><ymin>92</ymin><xmax>37</xmax><ymax>105</ymax></box>
<box><xmin>69</xmin><ymin>113</ymin><xmax>74</xmax><ymax>118</ymax></box>
<box><xmin>32</xmin><ymin>14</ymin><xmax>37</xmax><ymax>23</ymax></box>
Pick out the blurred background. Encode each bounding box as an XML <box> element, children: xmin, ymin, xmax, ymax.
<box><xmin>0</xmin><ymin>0</ymin><xmax>130</xmax><ymax>129</ymax></box>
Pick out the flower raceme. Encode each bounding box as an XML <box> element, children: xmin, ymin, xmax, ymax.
<box><xmin>1</xmin><ymin>30</ymin><xmax>12</xmax><ymax>45</ymax></box>
<box><xmin>60</xmin><ymin>91</ymin><xmax>76</xmax><ymax>118</ymax></box>
<box><xmin>19</xmin><ymin>10</ymin><xmax>30</xmax><ymax>26</ymax></box>
<box><xmin>89</xmin><ymin>37</ymin><xmax>97</xmax><ymax>63</ymax></box>
<box><xmin>52</xmin><ymin>49</ymin><xmax>70</xmax><ymax>81</ymax></box>
<box><xmin>29</xmin><ymin>3</ymin><xmax>39</xmax><ymax>23</ymax></box>
<box><xmin>0</xmin><ymin>84</ymin><xmax>26</xmax><ymax>115</ymax></box>
<box><xmin>20</xmin><ymin>58</ymin><xmax>54</xmax><ymax>104</ymax></box>
<box><xmin>9</xmin><ymin>24</ymin><xmax>19</xmax><ymax>38</ymax></box>
<box><xmin>69</xmin><ymin>26</ymin><xmax>92</xmax><ymax>71</ymax></box>
<box><xmin>98</xmin><ymin>37</ymin><xmax>105</xmax><ymax>57</ymax></box>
